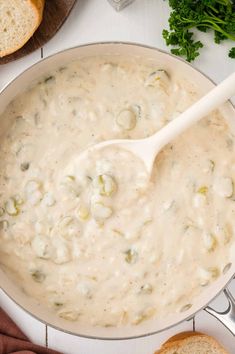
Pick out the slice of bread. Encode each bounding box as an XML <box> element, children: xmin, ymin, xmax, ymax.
<box><xmin>155</xmin><ymin>331</ymin><xmax>229</xmax><ymax>354</ymax></box>
<box><xmin>0</xmin><ymin>0</ymin><xmax>45</xmax><ymax>57</ymax></box>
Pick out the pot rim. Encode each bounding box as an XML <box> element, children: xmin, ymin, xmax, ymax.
<box><xmin>0</xmin><ymin>41</ymin><xmax>234</xmax><ymax>340</ymax></box>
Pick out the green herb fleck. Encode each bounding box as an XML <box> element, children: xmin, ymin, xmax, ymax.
<box><xmin>229</xmin><ymin>47</ymin><xmax>235</xmax><ymax>58</ymax></box>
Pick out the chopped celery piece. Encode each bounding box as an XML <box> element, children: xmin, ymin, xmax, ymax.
<box><xmin>31</xmin><ymin>270</ymin><xmax>46</xmax><ymax>283</ymax></box>
<box><xmin>77</xmin><ymin>205</ymin><xmax>89</xmax><ymax>221</ymax></box>
<box><xmin>203</xmin><ymin>232</ymin><xmax>217</xmax><ymax>252</ymax></box>
<box><xmin>58</xmin><ymin>310</ymin><xmax>79</xmax><ymax>321</ymax></box>
<box><xmin>145</xmin><ymin>70</ymin><xmax>170</xmax><ymax>88</ymax></box>
<box><xmin>132</xmin><ymin>104</ymin><xmax>142</xmax><ymax>119</ymax></box>
<box><xmin>20</xmin><ymin>162</ymin><xmax>30</xmax><ymax>171</ymax></box>
<box><xmin>5</xmin><ymin>198</ymin><xmax>19</xmax><ymax>216</ymax></box>
<box><xmin>210</xmin><ymin>160</ymin><xmax>215</xmax><ymax>172</ymax></box>
<box><xmin>14</xmin><ymin>195</ymin><xmax>24</xmax><ymax>205</ymax></box>
<box><xmin>180</xmin><ymin>303</ymin><xmax>192</xmax><ymax>313</ymax></box>
<box><xmin>93</xmin><ymin>174</ymin><xmax>117</xmax><ymax>197</ymax></box>
<box><xmin>133</xmin><ymin>307</ymin><xmax>155</xmax><ymax>325</ymax></box>
<box><xmin>198</xmin><ymin>266</ymin><xmax>220</xmax><ymax>286</ymax></box>
<box><xmin>224</xmin><ymin>223</ymin><xmax>233</xmax><ymax>244</ymax></box>
<box><xmin>44</xmin><ymin>75</ymin><xmax>55</xmax><ymax>83</ymax></box>
<box><xmin>116</xmin><ymin>109</ymin><xmax>136</xmax><ymax>131</ymax></box>
<box><xmin>66</xmin><ymin>175</ymin><xmax>76</xmax><ymax>181</ymax></box>
<box><xmin>112</xmin><ymin>228</ymin><xmax>124</xmax><ymax>237</ymax></box>
<box><xmin>209</xmin><ymin>267</ymin><xmax>220</xmax><ymax>279</ymax></box>
<box><xmin>0</xmin><ymin>220</ymin><xmax>9</xmax><ymax>231</ymax></box>
<box><xmin>124</xmin><ymin>248</ymin><xmax>138</xmax><ymax>264</ymax></box>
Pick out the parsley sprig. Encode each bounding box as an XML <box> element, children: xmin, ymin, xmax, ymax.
<box><xmin>163</xmin><ymin>0</ymin><xmax>235</xmax><ymax>61</ymax></box>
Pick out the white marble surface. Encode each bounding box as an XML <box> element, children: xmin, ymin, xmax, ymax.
<box><xmin>0</xmin><ymin>0</ymin><xmax>235</xmax><ymax>353</ymax></box>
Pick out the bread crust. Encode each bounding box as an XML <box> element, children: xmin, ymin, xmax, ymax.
<box><xmin>0</xmin><ymin>0</ymin><xmax>45</xmax><ymax>57</ymax></box>
<box><xmin>30</xmin><ymin>0</ymin><xmax>45</xmax><ymax>15</ymax></box>
<box><xmin>162</xmin><ymin>331</ymin><xmax>203</xmax><ymax>347</ymax></box>
<box><xmin>154</xmin><ymin>331</ymin><xmax>229</xmax><ymax>354</ymax></box>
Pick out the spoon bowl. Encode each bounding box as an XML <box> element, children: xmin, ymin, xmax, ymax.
<box><xmin>87</xmin><ymin>72</ymin><xmax>235</xmax><ymax>174</ymax></box>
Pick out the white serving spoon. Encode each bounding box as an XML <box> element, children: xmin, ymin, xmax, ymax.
<box><xmin>86</xmin><ymin>72</ymin><xmax>235</xmax><ymax>174</ymax></box>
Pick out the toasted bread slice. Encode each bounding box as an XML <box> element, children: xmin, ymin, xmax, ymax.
<box><xmin>0</xmin><ymin>0</ymin><xmax>45</xmax><ymax>57</ymax></box>
<box><xmin>155</xmin><ymin>331</ymin><xmax>229</xmax><ymax>354</ymax></box>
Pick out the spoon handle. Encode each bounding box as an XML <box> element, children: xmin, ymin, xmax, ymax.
<box><xmin>150</xmin><ymin>72</ymin><xmax>235</xmax><ymax>150</ymax></box>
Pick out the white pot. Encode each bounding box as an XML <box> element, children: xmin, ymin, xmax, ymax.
<box><xmin>0</xmin><ymin>42</ymin><xmax>234</xmax><ymax>340</ymax></box>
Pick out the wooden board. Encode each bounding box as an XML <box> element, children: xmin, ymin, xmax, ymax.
<box><xmin>0</xmin><ymin>0</ymin><xmax>77</xmax><ymax>65</ymax></box>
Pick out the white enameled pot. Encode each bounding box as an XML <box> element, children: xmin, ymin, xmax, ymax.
<box><xmin>0</xmin><ymin>43</ymin><xmax>234</xmax><ymax>340</ymax></box>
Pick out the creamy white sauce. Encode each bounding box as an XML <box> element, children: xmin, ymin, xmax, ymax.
<box><xmin>0</xmin><ymin>56</ymin><xmax>234</xmax><ymax>327</ymax></box>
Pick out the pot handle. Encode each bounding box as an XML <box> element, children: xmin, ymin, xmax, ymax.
<box><xmin>204</xmin><ymin>288</ymin><xmax>235</xmax><ymax>336</ymax></box>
